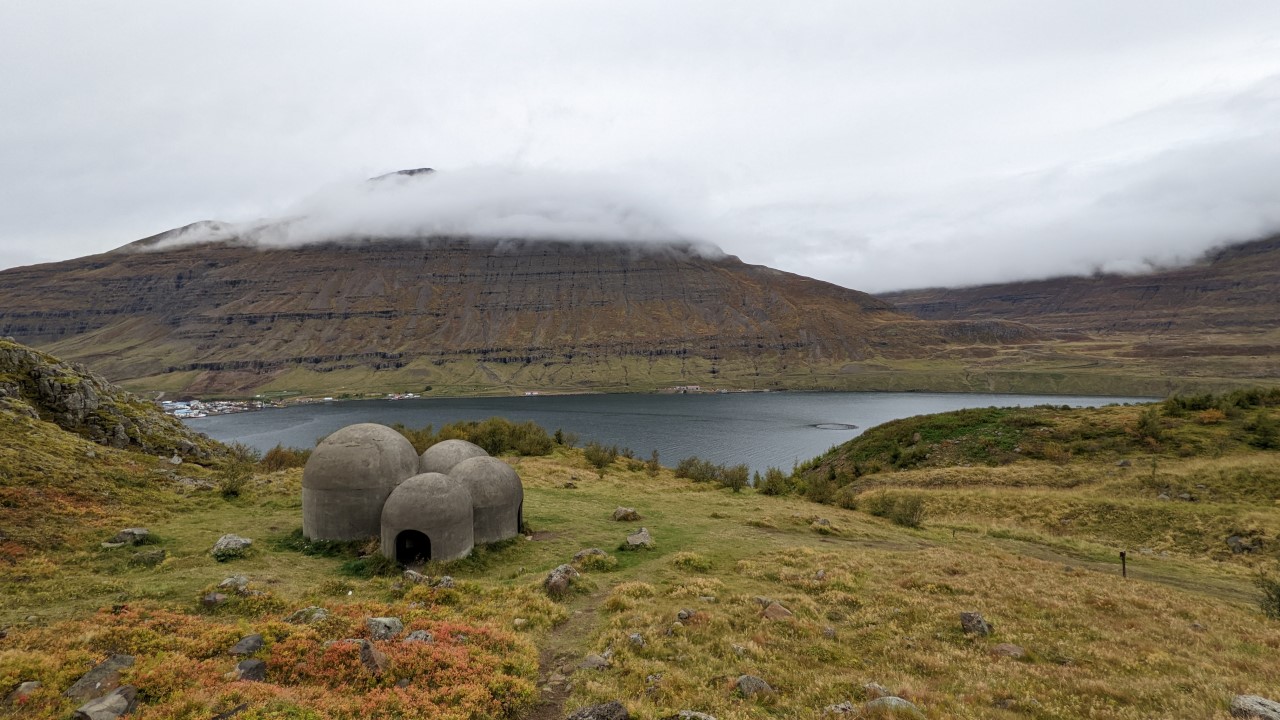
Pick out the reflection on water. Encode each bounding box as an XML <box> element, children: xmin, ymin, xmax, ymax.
<box><xmin>186</xmin><ymin>391</ymin><xmax>1153</xmax><ymax>474</ymax></box>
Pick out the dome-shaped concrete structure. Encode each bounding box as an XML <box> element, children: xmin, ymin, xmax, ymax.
<box><xmin>380</xmin><ymin>473</ymin><xmax>474</xmax><ymax>563</ymax></box>
<box><xmin>302</xmin><ymin>423</ymin><xmax>419</xmax><ymax>541</ymax></box>
<box><xmin>449</xmin><ymin>456</ymin><xmax>524</xmax><ymax>544</ymax></box>
<box><xmin>419</xmin><ymin>438</ymin><xmax>488</xmax><ymax>475</ymax></box>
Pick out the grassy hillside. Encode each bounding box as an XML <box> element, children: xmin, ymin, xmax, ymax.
<box><xmin>2</xmin><ymin>401</ymin><xmax>1279</xmax><ymax>718</ymax></box>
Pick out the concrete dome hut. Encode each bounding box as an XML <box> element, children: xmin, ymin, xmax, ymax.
<box><xmin>298</xmin><ymin>423</ymin><xmax>526</xmax><ymax>563</ymax></box>
<box><xmin>419</xmin><ymin>438</ymin><xmax>488</xmax><ymax>474</ymax></box>
<box><xmin>302</xmin><ymin>423</ymin><xmax>419</xmax><ymax>541</ymax></box>
<box><xmin>380</xmin><ymin>472</ymin><xmax>474</xmax><ymax>563</ymax></box>
<box><xmin>450</xmin><ymin>456</ymin><xmax>525</xmax><ymax>544</ymax></box>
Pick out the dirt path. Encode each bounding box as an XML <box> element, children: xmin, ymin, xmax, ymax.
<box><xmin>522</xmin><ymin>589</ymin><xmax>608</xmax><ymax>720</ymax></box>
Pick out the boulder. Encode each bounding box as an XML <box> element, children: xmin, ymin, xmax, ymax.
<box><xmin>285</xmin><ymin>606</ymin><xmax>328</xmax><ymax>624</ymax></box>
<box><xmin>960</xmin><ymin>611</ymin><xmax>992</xmax><ymax>636</ymax></box>
<box><xmin>544</xmin><ymin>564</ymin><xmax>580</xmax><ymax>599</ymax></box>
<box><xmin>211</xmin><ymin>534</ymin><xmax>253</xmax><ymax>561</ymax></box>
<box><xmin>1232</xmin><ymin>695</ymin><xmax>1280</xmax><ymax>719</ymax></box>
<box><xmin>231</xmin><ymin>659</ymin><xmax>266</xmax><ymax>682</ymax></box>
<box><xmin>201</xmin><ymin>593</ymin><xmax>228</xmax><ymax>608</ymax></box>
<box><xmin>1227</xmin><ymin>535</ymin><xmax>1264</xmax><ymax>554</ymax></box>
<box><xmin>613</xmin><ymin>507</ymin><xmax>642</xmax><ymax>521</ymax></box>
<box><xmin>6</xmin><ymin>680</ymin><xmax>41</xmax><ymax>704</ymax></box>
<box><xmin>566</xmin><ymin>701</ymin><xmax>630</xmax><ymax>720</ymax></box>
<box><xmin>218</xmin><ymin>575</ymin><xmax>250</xmax><ymax>593</ymax></box>
<box><xmin>865</xmin><ymin>696</ymin><xmax>924</xmax><ymax>718</ymax></box>
<box><xmin>992</xmin><ymin>643</ymin><xmax>1026</xmax><ymax>659</ymax></box>
<box><xmin>735</xmin><ymin>674</ymin><xmax>774</xmax><ymax>697</ymax></box>
<box><xmin>229</xmin><ymin>634</ymin><xmax>264</xmax><ymax>656</ymax></box>
<box><xmin>762</xmin><ymin>602</ymin><xmax>794</xmax><ymax>621</ymax></box>
<box><xmin>628</xmin><ymin>632</ymin><xmax>645</xmax><ymax>647</ymax></box>
<box><xmin>109</xmin><ymin>528</ymin><xmax>149</xmax><ymax>545</ymax></box>
<box><xmin>63</xmin><ymin>654</ymin><xmax>134</xmax><ymax>700</ymax></box>
<box><xmin>403</xmin><ymin>630</ymin><xmax>434</xmax><ymax>644</ymax></box>
<box><xmin>625</xmin><ymin>527</ymin><xmax>654</xmax><ymax>550</ymax></box>
<box><xmin>72</xmin><ymin>685</ymin><xmax>137</xmax><ymax>720</ymax></box>
<box><xmin>366</xmin><ymin>617</ymin><xmax>403</xmax><ymax>640</ymax></box>
<box><xmin>579</xmin><ymin>653</ymin><xmax>611</xmax><ymax>670</ymax></box>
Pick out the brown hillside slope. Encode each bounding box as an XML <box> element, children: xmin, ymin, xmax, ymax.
<box><xmin>0</xmin><ymin>236</ymin><xmax>1035</xmax><ymax>395</ymax></box>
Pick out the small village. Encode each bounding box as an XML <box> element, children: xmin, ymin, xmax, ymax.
<box><xmin>158</xmin><ymin>399</ymin><xmax>274</xmax><ymax>419</ymax></box>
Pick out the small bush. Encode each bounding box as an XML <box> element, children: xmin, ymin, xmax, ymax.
<box><xmin>340</xmin><ymin>551</ymin><xmax>401</xmax><ymax>578</ymax></box>
<box><xmin>719</xmin><ymin>464</ymin><xmax>750</xmax><ymax>493</ymax></box>
<box><xmin>1196</xmin><ymin>409</ymin><xmax>1227</xmax><ymax>425</ymax></box>
<box><xmin>757</xmin><ymin>467</ymin><xmax>793</xmax><ymax>496</ymax></box>
<box><xmin>675</xmin><ymin>456</ymin><xmax>721</xmax><ymax>483</ymax></box>
<box><xmin>1249</xmin><ymin>411</ymin><xmax>1279</xmax><ymax>450</ymax></box>
<box><xmin>259</xmin><ymin>444</ymin><xmax>311</xmax><ymax>471</ymax></box>
<box><xmin>574</xmin><ymin>551</ymin><xmax>618</xmax><ymax>572</ymax></box>
<box><xmin>863</xmin><ymin>492</ymin><xmax>927</xmax><ymax>528</ymax></box>
<box><xmin>670</xmin><ymin>551</ymin><xmax>713</xmax><ymax>572</ymax></box>
<box><xmin>218</xmin><ymin>461</ymin><xmax>253</xmax><ymax>499</ymax></box>
<box><xmin>394</xmin><ymin>417</ymin><xmax>554</xmax><ymax>456</ymax></box>
<box><xmin>584</xmin><ymin>441</ymin><xmax>620</xmax><ymax>469</ymax></box>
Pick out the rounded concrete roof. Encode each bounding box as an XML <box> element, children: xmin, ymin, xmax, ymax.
<box><xmin>382</xmin><ymin>472</ymin><xmax>474</xmax><ymax>529</ymax></box>
<box><xmin>303</xmin><ymin>423</ymin><xmax>419</xmax><ymax>492</ymax></box>
<box><xmin>419</xmin><ymin>438</ymin><xmax>488</xmax><ymax>475</ymax></box>
<box><xmin>449</xmin><ymin>456</ymin><xmax>523</xmax><ymax>510</ymax></box>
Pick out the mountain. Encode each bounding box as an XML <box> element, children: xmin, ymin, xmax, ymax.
<box><xmin>880</xmin><ymin>235</ymin><xmax>1280</xmax><ymax>335</ymax></box>
<box><xmin>0</xmin><ymin>233</ymin><xmax>1036</xmax><ymax>396</ymax></box>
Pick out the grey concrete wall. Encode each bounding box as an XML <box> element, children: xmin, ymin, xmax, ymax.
<box><xmin>380</xmin><ymin>473</ymin><xmax>474</xmax><ymax>562</ymax></box>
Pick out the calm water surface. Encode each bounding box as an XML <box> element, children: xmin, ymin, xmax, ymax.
<box><xmin>185</xmin><ymin>392</ymin><xmax>1153</xmax><ymax>473</ymax></box>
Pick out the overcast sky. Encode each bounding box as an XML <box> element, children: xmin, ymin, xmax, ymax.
<box><xmin>2</xmin><ymin>2</ymin><xmax>1278</xmax><ymax>292</ymax></box>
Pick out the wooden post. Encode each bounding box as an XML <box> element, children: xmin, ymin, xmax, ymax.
<box><xmin>1120</xmin><ymin>550</ymin><xmax>1127</xmax><ymax>578</ymax></box>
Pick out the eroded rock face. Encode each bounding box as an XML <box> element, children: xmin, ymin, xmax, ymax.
<box><xmin>0</xmin><ymin>338</ymin><xmax>217</xmax><ymax>458</ymax></box>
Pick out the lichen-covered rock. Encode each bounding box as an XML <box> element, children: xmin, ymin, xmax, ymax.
<box><xmin>63</xmin><ymin>654</ymin><xmax>134</xmax><ymax>700</ymax></box>
<box><xmin>229</xmin><ymin>634</ymin><xmax>264</xmax><ymax>656</ymax></box>
<box><xmin>762</xmin><ymin>602</ymin><xmax>794</xmax><ymax>621</ymax></box>
<box><xmin>613</xmin><ymin>507</ymin><xmax>641</xmax><ymax>521</ymax></box>
<box><xmin>285</xmin><ymin>606</ymin><xmax>328</xmax><ymax>624</ymax></box>
<box><xmin>960</xmin><ymin>611</ymin><xmax>992</xmax><ymax>636</ymax></box>
<box><xmin>863</xmin><ymin>696</ymin><xmax>925</xmax><ymax>719</ymax></box>
<box><xmin>366</xmin><ymin>617</ymin><xmax>403</xmax><ymax>640</ymax></box>
<box><xmin>1232</xmin><ymin>695</ymin><xmax>1280</xmax><ymax>720</ymax></box>
<box><xmin>625</xmin><ymin>527</ymin><xmax>654</xmax><ymax>550</ymax></box>
<box><xmin>735</xmin><ymin>674</ymin><xmax>774</xmax><ymax>697</ymax></box>
<box><xmin>211</xmin><ymin>534</ymin><xmax>253</xmax><ymax>561</ymax></box>
<box><xmin>544</xmin><ymin>564</ymin><xmax>580</xmax><ymax>598</ymax></box>
<box><xmin>566</xmin><ymin>701</ymin><xmax>630</xmax><ymax>720</ymax></box>
<box><xmin>71</xmin><ymin>685</ymin><xmax>137</xmax><ymax>720</ymax></box>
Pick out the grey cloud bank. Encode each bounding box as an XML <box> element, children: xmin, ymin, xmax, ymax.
<box><xmin>1</xmin><ymin>1</ymin><xmax>1278</xmax><ymax>292</ymax></box>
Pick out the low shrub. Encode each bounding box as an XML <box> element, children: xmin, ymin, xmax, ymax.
<box><xmin>756</xmin><ymin>467</ymin><xmax>794</xmax><ymax>496</ymax></box>
<box><xmin>675</xmin><ymin>456</ymin><xmax>721</xmax><ymax>483</ymax></box>
<box><xmin>259</xmin><ymin>444</ymin><xmax>311</xmax><ymax>471</ymax></box>
<box><xmin>719</xmin><ymin>464</ymin><xmax>750</xmax><ymax>492</ymax></box>
<box><xmin>584</xmin><ymin>441</ymin><xmax>620</xmax><ymax>469</ymax></box>
<box><xmin>670</xmin><ymin>551</ymin><xmax>713</xmax><ymax>572</ymax></box>
<box><xmin>1258</xmin><ymin>569</ymin><xmax>1280</xmax><ymax>620</ymax></box>
<box><xmin>863</xmin><ymin>492</ymin><xmax>927</xmax><ymax>528</ymax></box>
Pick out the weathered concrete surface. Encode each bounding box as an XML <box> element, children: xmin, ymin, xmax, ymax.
<box><xmin>302</xmin><ymin>423</ymin><xmax>418</xmax><ymax>541</ymax></box>
<box><xmin>381</xmin><ymin>473</ymin><xmax>474</xmax><ymax>562</ymax></box>
<box><xmin>450</xmin><ymin>456</ymin><xmax>523</xmax><ymax>544</ymax></box>
<box><xmin>419</xmin><ymin>439</ymin><xmax>488</xmax><ymax>474</ymax></box>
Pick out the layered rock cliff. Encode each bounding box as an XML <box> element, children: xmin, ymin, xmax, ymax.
<box><xmin>0</xmin><ymin>235</ymin><xmax>1037</xmax><ymax>395</ymax></box>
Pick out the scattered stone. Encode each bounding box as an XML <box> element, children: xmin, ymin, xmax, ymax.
<box><xmin>332</xmin><ymin>639</ymin><xmax>388</xmax><ymax>675</ymax></box>
<box><xmin>403</xmin><ymin>630</ymin><xmax>433</xmax><ymax>644</ymax></box>
<box><xmin>992</xmin><ymin>643</ymin><xmax>1026</xmax><ymax>659</ymax></box>
<box><xmin>168</xmin><ymin>454</ymin><xmax>183</xmax><ymax>465</ymax></box>
<box><xmin>580</xmin><ymin>653</ymin><xmax>611</xmax><ymax>670</ymax></box>
<box><xmin>698</xmin><ymin>595</ymin><xmax>717</xmax><ymax>603</ymax></box>
<box><xmin>366</xmin><ymin>617</ymin><xmax>403</xmax><ymax>640</ymax></box>
<box><xmin>613</xmin><ymin>507</ymin><xmax>642</xmax><ymax>521</ymax></box>
<box><xmin>211</xmin><ymin>534</ymin><xmax>253</xmax><ymax>561</ymax></box>
<box><xmin>563</xmin><ymin>481</ymin><xmax>578</xmax><ymax>489</ymax></box>
<box><xmin>864</xmin><ymin>696</ymin><xmax>925</xmax><ymax>719</ymax></box>
<box><xmin>544</xmin><ymin>564</ymin><xmax>580</xmax><ymax>598</ymax></box>
<box><xmin>1227</xmin><ymin>535</ymin><xmax>1264</xmax><ymax>554</ymax></box>
<box><xmin>128</xmin><ymin>549</ymin><xmax>166</xmax><ymax>567</ymax></box>
<box><xmin>6</xmin><ymin>680</ymin><xmax>41</xmax><ymax>704</ymax></box>
<box><xmin>625</xmin><ymin>527</ymin><xmax>654</xmax><ymax>550</ymax></box>
<box><xmin>731</xmin><ymin>644</ymin><xmax>747</xmax><ymax>656</ymax></box>
<box><xmin>960</xmin><ymin>611</ymin><xmax>992</xmax><ymax>636</ymax></box>
<box><xmin>109</xmin><ymin>528</ymin><xmax>150</xmax><ymax>545</ymax></box>
<box><xmin>435</xmin><ymin>575</ymin><xmax>456</xmax><ymax>589</ymax></box>
<box><xmin>219</xmin><ymin>575</ymin><xmax>250</xmax><ymax>592</ymax></box>
<box><xmin>736</xmin><ymin>674</ymin><xmax>774</xmax><ymax>697</ymax></box>
<box><xmin>1232</xmin><ymin>695</ymin><xmax>1280</xmax><ymax>719</ymax></box>
<box><xmin>403</xmin><ymin>569</ymin><xmax>428</xmax><ymax>584</ymax></box>
<box><xmin>822</xmin><ymin>626</ymin><xmax>837</xmax><ymax>639</ymax></box>
<box><xmin>814</xmin><ymin>518</ymin><xmax>831</xmax><ymax>527</ymax></box>
<box><xmin>752</xmin><ymin>596</ymin><xmax>774</xmax><ymax>607</ymax></box>
<box><xmin>824</xmin><ymin>701</ymin><xmax>855</xmax><ymax>714</ymax></box>
<box><xmin>863</xmin><ymin>682</ymin><xmax>891</xmax><ymax>699</ymax></box>
<box><xmin>665</xmin><ymin>712</ymin><xmax>717</xmax><ymax>720</ymax></box>
<box><xmin>628</xmin><ymin>632</ymin><xmax>645</xmax><ymax>647</ymax></box>
<box><xmin>285</xmin><ymin>606</ymin><xmax>328</xmax><ymax>624</ymax></box>
<box><xmin>63</xmin><ymin>654</ymin><xmax>135</xmax><ymax>700</ymax></box>
<box><xmin>1115</xmin><ymin>459</ymin><xmax>1132</xmax><ymax>467</ymax></box>
<box><xmin>72</xmin><ymin>685</ymin><xmax>137</xmax><ymax>720</ymax></box>
<box><xmin>1190</xmin><ymin>622</ymin><xmax>1207</xmax><ymax>632</ymax></box>
<box><xmin>762</xmin><ymin>601</ymin><xmax>794</xmax><ymax>621</ymax></box>
<box><xmin>231</xmin><ymin>659</ymin><xmax>266</xmax><ymax>682</ymax></box>
<box><xmin>573</xmin><ymin>547</ymin><xmax>609</xmax><ymax>563</ymax></box>
<box><xmin>816</xmin><ymin>569</ymin><xmax>827</xmax><ymax>580</ymax></box>
<box><xmin>677</xmin><ymin>608</ymin><xmax>696</xmax><ymax>621</ymax></box>
<box><xmin>202</xmin><ymin>593</ymin><xmax>228</xmax><ymax>608</ymax></box>
<box><xmin>229</xmin><ymin>634</ymin><xmax>264</xmax><ymax>656</ymax></box>
<box><xmin>1157</xmin><ymin>493</ymin><xmax>1171</xmax><ymax>501</ymax></box>
<box><xmin>513</xmin><ymin>618</ymin><xmax>529</xmax><ymax>629</ymax></box>
<box><xmin>566</xmin><ymin>700</ymin><xmax>630</xmax><ymax>720</ymax></box>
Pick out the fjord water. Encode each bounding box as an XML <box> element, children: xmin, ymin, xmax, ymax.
<box><xmin>185</xmin><ymin>392</ymin><xmax>1152</xmax><ymax>473</ymax></box>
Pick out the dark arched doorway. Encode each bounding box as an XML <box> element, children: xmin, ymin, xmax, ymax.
<box><xmin>395</xmin><ymin>530</ymin><xmax>431</xmax><ymax>564</ymax></box>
